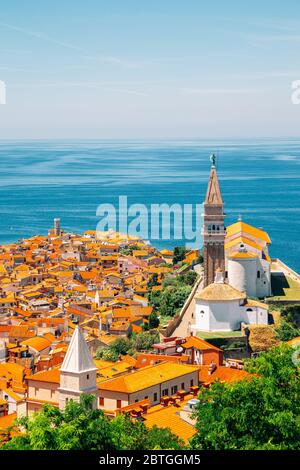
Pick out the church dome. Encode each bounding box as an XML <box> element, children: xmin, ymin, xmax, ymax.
<box><xmin>195</xmin><ymin>282</ymin><xmax>246</xmax><ymax>302</ymax></box>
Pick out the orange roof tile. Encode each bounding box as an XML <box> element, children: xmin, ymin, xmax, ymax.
<box><xmin>27</xmin><ymin>368</ymin><xmax>60</xmax><ymax>384</ymax></box>
<box><xmin>199</xmin><ymin>365</ymin><xmax>251</xmax><ymax>384</ymax></box>
<box><xmin>182</xmin><ymin>336</ymin><xmax>221</xmax><ymax>351</ymax></box>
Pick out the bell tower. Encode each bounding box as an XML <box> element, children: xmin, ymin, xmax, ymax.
<box><xmin>202</xmin><ymin>155</ymin><xmax>225</xmax><ymax>286</ymax></box>
<box><xmin>58</xmin><ymin>326</ymin><xmax>98</xmax><ymax>409</ymax></box>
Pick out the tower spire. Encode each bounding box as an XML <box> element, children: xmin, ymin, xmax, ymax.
<box><xmin>59</xmin><ymin>326</ymin><xmax>97</xmax><ymax>409</ymax></box>
<box><xmin>60</xmin><ymin>325</ymin><xmax>97</xmax><ymax>373</ymax></box>
<box><xmin>205</xmin><ymin>159</ymin><xmax>223</xmax><ymax>205</ymax></box>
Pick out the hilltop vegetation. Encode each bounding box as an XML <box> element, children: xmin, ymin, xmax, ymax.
<box><xmin>190</xmin><ymin>344</ymin><xmax>300</xmax><ymax>450</ymax></box>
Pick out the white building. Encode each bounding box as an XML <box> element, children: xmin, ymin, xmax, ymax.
<box><xmin>191</xmin><ymin>270</ymin><xmax>268</xmax><ymax>333</ymax></box>
<box><xmin>58</xmin><ymin>326</ymin><xmax>98</xmax><ymax>409</ymax></box>
<box><xmin>225</xmin><ymin>219</ymin><xmax>272</xmax><ymax>298</ymax></box>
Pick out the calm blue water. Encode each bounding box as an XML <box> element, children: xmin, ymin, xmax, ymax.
<box><xmin>0</xmin><ymin>139</ymin><xmax>299</xmax><ymax>272</ymax></box>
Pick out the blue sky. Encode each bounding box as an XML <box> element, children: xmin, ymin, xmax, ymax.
<box><xmin>0</xmin><ymin>0</ymin><xmax>300</xmax><ymax>138</ymax></box>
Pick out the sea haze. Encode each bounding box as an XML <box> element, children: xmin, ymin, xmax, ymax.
<box><xmin>0</xmin><ymin>139</ymin><xmax>299</xmax><ymax>272</ymax></box>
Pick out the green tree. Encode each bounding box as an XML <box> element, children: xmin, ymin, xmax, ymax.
<box><xmin>280</xmin><ymin>304</ymin><xmax>300</xmax><ymax>324</ymax></box>
<box><xmin>1</xmin><ymin>395</ymin><xmax>183</xmax><ymax>451</ymax></box>
<box><xmin>96</xmin><ymin>347</ymin><xmax>119</xmax><ymax>362</ymax></box>
<box><xmin>173</xmin><ymin>246</ymin><xmax>186</xmax><ymax>265</ymax></box>
<box><xmin>119</xmin><ymin>245</ymin><xmax>139</xmax><ymax>256</ymax></box>
<box><xmin>148</xmin><ymin>289</ymin><xmax>162</xmax><ymax>310</ymax></box>
<box><xmin>159</xmin><ymin>285</ymin><xmax>191</xmax><ymax>317</ymax></box>
<box><xmin>190</xmin><ymin>344</ymin><xmax>300</xmax><ymax>450</ymax></box>
<box><xmin>148</xmin><ymin>311</ymin><xmax>159</xmax><ymax>329</ymax></box>
<box><xmin>275</xmin><ymin>320</ymin><xmax>300</xmax><ymax>341</ymax></box>
<box><xmin>132</xmin><ymin>331</ymin><xmax>160</xmax><ymax>351</ymax></box>
<box><xmin>147</xmin><ymin>273</ymin><xmax>159</xmax><ymax>290</ymax></box>
<box><xmin>179</xmin><ymin>270</ymin><xmax>197</xmax><ymax>286</ymax></box>
<box><xmin>1</xmin><ymin>395</ymin><xmax>113</xmax><ymax>450</ymax></box>
<box><xmin>110</xmin><ymin>337</ymin><xmax>132</xmax><ymax>355</ymax></box>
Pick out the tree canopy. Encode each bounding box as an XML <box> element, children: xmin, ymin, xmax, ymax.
<box><xmin>1</xmin><ymin>394</ymin><xmax>183</xmax><ymax>450</ymax></box>
<box><xmin>96</xmin><ymin>331</ymin><xmax>160</xmax><ymax>361</ymax></box>
<box><xmin>190</xmin><ymin>344</ymin><xmax>300</xmax><ymax>450</ymax></box>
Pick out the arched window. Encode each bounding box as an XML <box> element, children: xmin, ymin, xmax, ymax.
<box><xmin>246</xmin><ymin>308</ymin><xmax>253</xmax><ymax>312</ymax></box>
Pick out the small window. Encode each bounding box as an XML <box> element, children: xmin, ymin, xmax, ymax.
<box><xmin>181</xmin><ymin>382</ymin><xmax>185</xmax><ymax>390</ymax></box>
<box><xmin>87</xmin><ymin>374</ymin><xmax>89</xmax><ymax>380</ymax></box>
<box><xmin>99</xmin><ymin>397</ymin><xmax>104</xmax><ymax>406</ymax></box>
<box><xmin>153</xmin><ymin>392</ymin><xmax>158</xmax><ymax>401</ymax></box>
<box><xmin>116</xmin><ymin>399</ymin><xmax>122</xmax><ymax>409</ymax></box>
<box><xmin>257</xmin><ymin>271</ymin><xmax>261</xmax><ymax>279</ymax></box>
<box><xmin>246</xmin><ymin>308</ymin><xmax>253</xmax><ymax>312</ymax></box>
<box><xmin>190</xmin><ymin>379</ymin><xmax>194</xmax><ymax>387</ymax></box>
<box><xmin>162</xmin><ymin>388</ymin><xmax>168</xmax><ymax>396</ymax></box>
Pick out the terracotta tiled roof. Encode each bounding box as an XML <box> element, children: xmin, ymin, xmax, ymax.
<box><xmin>226</xmin><ymin>221</ymin><xmax>271</xmax><ymax>244</ymax></box>
<box><xmin>0</xmin><ymin>412</ymin><xmax>17</xmax><ymax>430</ymax></box>
<box><xmin>27</xmin><ymin>368</ymin><xmax>60</xmax><ymax>384</ymax></box>
<box><xmin>199</xmin><ymin>365</ymin><xmax>251</xmax><ymax>384</ymax></box>
<box><xmin>21</xmin><ymin>336</ymin><xmax>52</xmax><ymax>352</ymax></box>
<box><xmin>182</xmin><ymin>336</ymin><xmax>221</xmax><ymax>351</ymax></box>
<box><xmin>99</xmin><ymin>362</ymin><xmax>200</xmax><ymax>393</ymax></box>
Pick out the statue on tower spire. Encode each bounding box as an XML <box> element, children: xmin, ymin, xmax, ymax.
<box><xmin>209</xmin><ymin>153</ymin><xmax>216</xmax><ymax>167</ymax></box>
